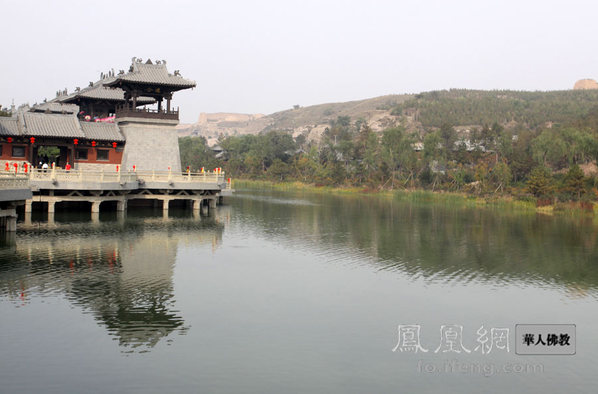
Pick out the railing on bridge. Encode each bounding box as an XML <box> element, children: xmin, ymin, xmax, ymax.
<box><xmin>29</xmin><ymin>168</ymin><xmax>138</xmax><ymax>183</ymax></box>
<box><xmin>136</xmin><ymin>170</ymin><xmax>225</xmax><ymax>184</ymax></box>
<box><xmin>0</xmin><ymin>172</ymin><xmax>30</xmax><ymax>190</ymax></box>
<box><xmin>25</xmin><ymin>168</ymin><xmax>227</xmax><ymax>186</ymax></box>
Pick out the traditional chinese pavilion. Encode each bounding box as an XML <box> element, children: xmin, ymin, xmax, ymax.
<box><xmin>0</xmin><ymin>58</ymin><xmax>196</xmax><ymax>171</ymax></box>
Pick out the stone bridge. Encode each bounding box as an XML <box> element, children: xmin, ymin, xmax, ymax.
<box><xmin>25</xmin><ymin>168</ymin><xmax>233</xmax><ymax>215</ymax></box>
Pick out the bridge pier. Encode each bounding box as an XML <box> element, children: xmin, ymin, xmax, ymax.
<box><xmin>47</xmin><ymin>200</ymin><xmax>55</xmax><ymax>214</ymax></box>
<box><xmin>192</xmin><ymin>199</ymin><xmax>201</xmax><ymax>211</ymax></box>
<box><xmin>0</xmin><ymin>211</ymin><xmax>18</xmax><ymax>232</ymax></box>
<box><xmin>7</xmin><ymin>215</ymin><xmax>16</xmax><ymax>232</ymax></box>
<box><xmin>117</xmin><ymin>200</ymin><xmax>126</xmax><ymax>212</ymax></box>
<box><xmin>25</xmin><ymin>200</ymin><xmax>32</xmax><ymax>213</ymax></box>
<box><xmin>91</xmin><ymin>201</ymin><xmax>101</xmax><ymax>213</ymax></box>
<box><xmin>162</xmin><ymin>199</ymin><xmax>170</xmax><ymax>212</ymax></box>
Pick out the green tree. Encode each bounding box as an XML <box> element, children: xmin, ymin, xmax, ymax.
<box><xmin>380</xmin><ymin>127</ymin><xmax>415</xmax><ymax>188</ymax></box>
<box><xmin>179</xmin><ymin>137</ymin><xmax>220</xmax><ymax>172</ymax></box>
<box><xmin>491</xmin><ymin>162</ymin><xmax>512</xmax><ymax>193</ymax></box>
<box><xmin>439</xmin><ymin>123</ymin><xmax>457</xmax><ymax>158</ymax></box>
<box><xmin>527</xmin><ymin>166</ymin><xmax>554</xmax><ymax>198</ymax></box>
<box><xmin>562</xmin><ymin>164</ymin><xmax>586</xmax><ymax>200</ymax></box>
<box><xmin>532</xmin><ymin>129</ymin><xmax>567</xmax><ymax>168</ymax></box>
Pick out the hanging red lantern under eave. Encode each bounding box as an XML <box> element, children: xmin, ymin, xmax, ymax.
<box><xmin>91</xmin><ymin>141</ymin><xmax>96</xmax><ymax>147</ymax></box>
<box><xmin>7</xmin><ymin>137</ymin><xmax>12</xmax><ymax>143</ymax></box>
<box><xmin>112</xmin><ymin>142</ymin><xmax>117</xmax><ymax>148</ymax></box>
<box><xmin>29</xmin><ymin>137</ymin><xmax>35</xmax><ymax>144</ymax></box>
<box><xmin>73</xmin><ymin>138</ymin><xmax>79</xmax><ymax>145</ymax></box>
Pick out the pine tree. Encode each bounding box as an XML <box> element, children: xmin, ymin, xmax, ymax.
<box><xmin>563</xmin><ymin>164</ymin><xmax>585</xmax><ymax>200</ymax></box>
<box><xmin>527</xmin><ymin>166</ymin><xmax>554</xmax><ymax>198</ymax></box>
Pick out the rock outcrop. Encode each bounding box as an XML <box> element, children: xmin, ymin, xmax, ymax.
<box><xmin>573</xmin><ymin>79</ymin><xmax>598</xmax><ymax>90</ymax></box>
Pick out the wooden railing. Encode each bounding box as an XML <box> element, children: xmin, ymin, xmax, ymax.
<box><xmin>115</xmin><ymin>105</ymin><xmax>179</xmax><ymax>121</ymax></box>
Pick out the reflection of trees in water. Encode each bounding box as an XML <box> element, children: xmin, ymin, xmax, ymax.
<box><xmin>0</xmin><ymin>216</ymin><xmax>224</xmax><ymax>351</ymax></box>
<box><xmin>234</xmin><ymin>192</ymin><xmax>598</xmax><ymax>293</ymax></box>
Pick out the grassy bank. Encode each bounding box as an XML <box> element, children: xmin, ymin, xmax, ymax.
<box><xmin>232</xmin><ymin>179</ymin><xmax>557</xmax><ymax>212</ymax></box>
<box><xmin>232</xmin><ymin>179</ymin><xmax>598</xmax><ymax>217</ymax></box>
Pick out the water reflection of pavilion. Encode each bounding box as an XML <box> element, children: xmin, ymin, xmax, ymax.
<box><xmin>0</xmin><ymin>213</ymin><xmax>226</xmax><ymax>351</ymax></box>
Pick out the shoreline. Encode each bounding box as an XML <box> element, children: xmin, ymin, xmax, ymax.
<box><xmin>232</xmin><ymin>179</ymin><xmax>597</xmax><ymax>216</ymax></box>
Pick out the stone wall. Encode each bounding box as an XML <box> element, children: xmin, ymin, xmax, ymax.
<box><xmin>75</xmin><ymin>162</ymin><xmax>120</xmax><ymax>172</ymax></box>
<box><xmin>118</xmin><ymin>119</ymin><xmax>182</xmax><ymax>172</ymax></box>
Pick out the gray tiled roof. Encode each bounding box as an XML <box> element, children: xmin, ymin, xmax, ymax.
<box><xmin>1</xmin><ymin>111</ymin><xmax>129</xmax><ymax>142</ymax></box>
<box><xmin>21</xmin><ymin>112</ymin><xmax>85</xmax><ymax>138</ymax></box>
<box><xmin>80</xmin><ymin>121</ymin><xmax>125</xmax><ymax>142</ymax></box>
<box><xmin>58</xmin><ymin>82</ymin><xmax>155</xmax><ymax>104</ymax></box>
<box><xmin>31</xmin><ymin>102</ymin><xmax>79</xmax><ymax>114</ymax></box>
<box><xmin>108</xmin><ymin>62</ymin><xmax>196</xmax><ymax>88</ymax></box>
<box><xmin>0</xmin><ymin>117</ymin><xmax>20</xmax><ymax>136</ymax></box>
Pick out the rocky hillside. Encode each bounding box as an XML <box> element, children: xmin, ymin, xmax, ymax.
<box><xmin>177</xmin><ymin>94</ymin><xmax>412</xmax><ymax>145</ymax></box>
<box><xmin>178</xmin><ymin>86</ymin><xmax>598</xmax><ymax>145</ymax></box>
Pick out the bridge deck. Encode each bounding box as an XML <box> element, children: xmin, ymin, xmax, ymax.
<box><xmin>29</xmin><ymin>169</ymin><xmax>228</xmax><ymax>191</ymax></box>
<box><xmin>2</xmin><ymin>169</ymin><xmax>232</xmax><ymax>217</ymax></box>
<box><xmin>0</xmin><ymin>173</ymin><xmax>33</xmax><ymax>232</ymax></box>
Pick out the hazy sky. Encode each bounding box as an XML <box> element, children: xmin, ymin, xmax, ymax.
<box><xmin>2</xmin><ymin>0</ymin><xmax>598</xmax><ymax>123</ymax></box>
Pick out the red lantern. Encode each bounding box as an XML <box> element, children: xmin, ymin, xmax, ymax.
<box><xmin>24</xmin><ymin>163</ymin><xmax>28</xmax><ymax>173</ymax></box>
<box><xmin>73</xmin><ymin>138</ymin><xmax>79</xmax><ymax>145</ymax></box>
<box><xmin>29</xmin><ymin>137</ymin><xmax>35</xmax><ymax>144</ymax></box>
<box><xmin>91</xmin><ymin>141</ymin><xmax>96</xmax><ymax>147</ymax></box>
<box><xmin>7</xmin><ymin>137</ymin><xmax>12</xmax><ymax>143</ymax></box>
<box><xmin>116</xmin><ymin>165</ymin><xmax>119</xmax><ymax>172</ymax></box>
<box><xmin>133</xmin><ymin>165</ymin><xmax>136</xmax><ymax>171</ymax></box>
<box><xmin>5</xmin><ymin>162</ymin><xmax>9</xmax><ymax>171</ymax></box>
<box><xmin>112</xmin><ymin>142</ymin><xmax>117</xmax><ymax>148</ymax></box>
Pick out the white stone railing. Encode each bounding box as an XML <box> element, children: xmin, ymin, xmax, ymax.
<box><xmin>29</xmin><ymin>168</ymin><xmax>138</xmax><ymax>183</ymax></box>
<box><xmin>0</xmin><ymin>172</ymin><xmax>30</xmax><ymax>189</ymax></box>
<box><xmin>136</xmin><ymin>170</ymin><xmax>226</xmax><ymax>184</ymax></box>
<box><xmin>27</xmin><ymin>168</ymin><xmax>227</xmax><ymax>186</ymax></box>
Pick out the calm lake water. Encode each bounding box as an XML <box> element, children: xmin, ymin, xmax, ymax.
<box><xmin>1</xmin><ymin>189</ymin><xmax>597</xmax><ymax>393</ymax></box>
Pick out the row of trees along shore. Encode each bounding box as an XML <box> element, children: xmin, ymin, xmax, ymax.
<box><xmin>180</xmin><ymin>102</ymin><xmax>598</xmax><ymax>208</ymax></box>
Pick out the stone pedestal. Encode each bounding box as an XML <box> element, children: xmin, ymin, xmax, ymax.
<box><xmin>117</xmin><ymin>117</ymin><xmax>181</xmax><ymax>172</ymax></box>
